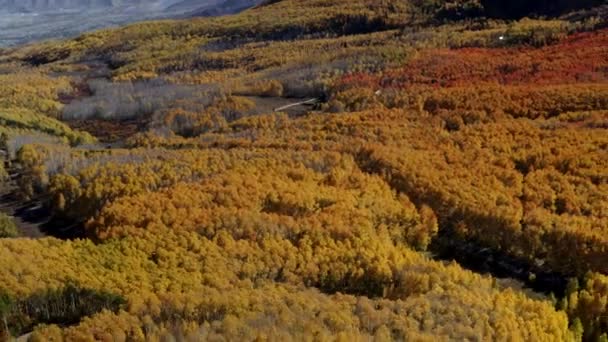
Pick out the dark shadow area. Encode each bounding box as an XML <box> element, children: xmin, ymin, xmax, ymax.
<box><xmin>16</xmin><ymin>203</ymin><xmax>85</xmax><ymax>240</ymax></box>
<box><xmin>481</xmin><ymin>0</ymin><xmax>605</xmax><ymax>19</ymax></box>
<box><xmin>430</xmin><ymin>233</ymin><xmax>569</xmax><ymax>297</ymax></box>
<box><xmin>0</xmin><ymin>192</ymin><xmax>85</xmax><ymax>240</ymax></box>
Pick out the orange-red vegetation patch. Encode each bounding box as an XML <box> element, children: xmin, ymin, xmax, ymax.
<box><xmin>339</xmin><ymin>29</ymin><xmax>608</xmax><ymax>90</ymax></box>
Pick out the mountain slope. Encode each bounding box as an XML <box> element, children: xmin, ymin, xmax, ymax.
<box><xmin>0</xmin><ymin>0</ymin><xmax>168</xmax><ymax>13</ymax></box>
<box><xmin>0</xmin><ymin>0</ymin><xmax>260</xmax><ymax>46</ymax></box>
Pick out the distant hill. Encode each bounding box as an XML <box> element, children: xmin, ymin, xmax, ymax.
<box><xmin>168</xmin><ymin>0</ymin><xmax>263</xmax><ymax>17</ymax></box>
<box><xmin>168</xmin><ymin>0</ymin><xmax>223</xmax><ymax>12</ymax></box>
<box><xmin>0</xmin><ymin>0</ymin><xmax>172</xmax><ymax>13</ymax></box>
<box><xmin>0</xmin><ymin>0</ymin><xmax>259</xmax><ymax>46</ymax></box>
<box><xmin>187</xmin><ymin>0</ymin><xmax>260</xmax><ymax>17</ymax></box>
<box><xmin>0</xmin><ymin>0</ymin><xmax>260</xmax><ymax>14</ymax></box>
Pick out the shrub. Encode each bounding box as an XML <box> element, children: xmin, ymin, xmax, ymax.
<box><xmin>0</xmin><ymin>213</ymin><xmax>18</xmax><ymax>238</ymax></box>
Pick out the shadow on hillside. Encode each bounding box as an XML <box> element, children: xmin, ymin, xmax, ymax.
<box><xmin>429</xmin><ymin>234</ymin><xmax>569</xmax><ymax>297</ymax></box>
<box><xmin>1</xmin><ymin>192</ymin><xmax>85</xmax><ymax>240</ymax></box>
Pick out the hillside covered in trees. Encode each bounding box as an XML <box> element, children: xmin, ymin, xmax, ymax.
<box><xmin>0</xmin><ymin>0</ymin><xmax>607</xmax><ymax>340</ymax></box>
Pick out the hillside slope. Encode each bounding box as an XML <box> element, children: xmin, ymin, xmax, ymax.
<box><xmin>0</xmin><ymin>0</ymin><xmax>607</xmax><ymax>340</ymax></box>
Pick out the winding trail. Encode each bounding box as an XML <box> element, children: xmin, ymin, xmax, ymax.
<box><xmin>273</xmin><ymin>98</ymin><xmax>319</xmax><ymax>112</ymax></box>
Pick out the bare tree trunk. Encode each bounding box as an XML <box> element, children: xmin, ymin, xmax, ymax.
<box><xmin>2</xmin><ymin>314</ymin><xmax>9</xmax><ymax>341</ymax></box>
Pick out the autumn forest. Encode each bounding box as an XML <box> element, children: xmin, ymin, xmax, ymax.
<box><xmin>0</xmin><ymin>0</ymin><xmax>607</xmax><ymax>340</ymax></box>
